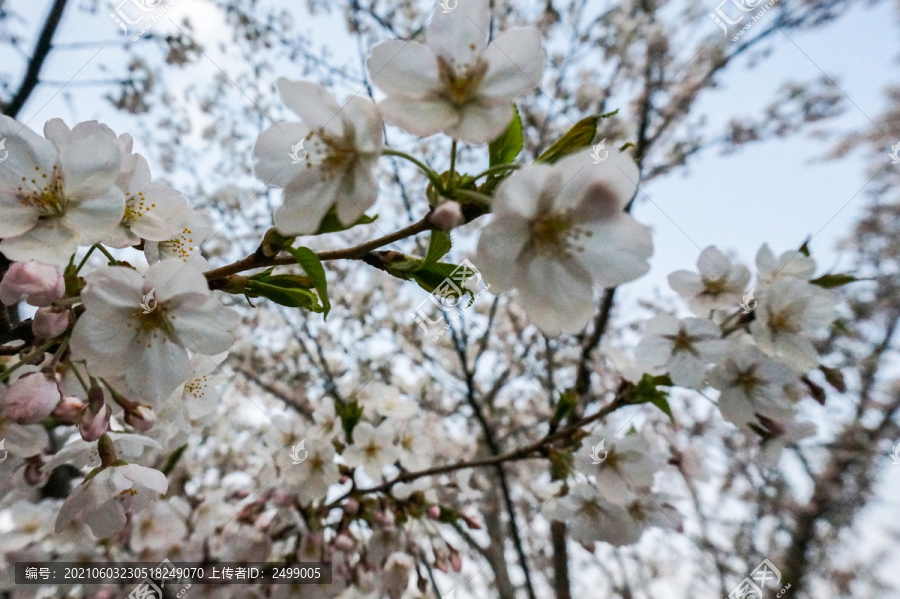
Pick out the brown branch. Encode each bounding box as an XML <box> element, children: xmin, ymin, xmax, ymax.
<box><xmin>3</xmin><ymin>0</ymin><xmax>70</xmax><ymax>118</ymax></box>
<box><xmin>203</xmin><ymin>217</ymin><xmax>432</xmax><ymax>284</ymax></box>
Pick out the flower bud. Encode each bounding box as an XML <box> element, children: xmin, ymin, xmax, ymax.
<box><xmin>1</xmin><ymin>372</ymin><xmax>61</xmax><ymax>424</ymax></box>
<box><xmin>382</xmin><ymin>552</ymin><xmax>414</xmax><ymax>599</ymax></box>
<box><xmin>429</xmin><ymin>201</ymin><xmax>463</xmax><ymax>231</ymax></box>
<box><xmin>52</xmin><ymin>395</ymin><xmax>86</xmax><ymax>425</ymax></box>
<box><xmin>79</xmin><ymin>403</ymin><xmax>110</xmax><ymax>442</ymax></box>
<box><xmin>449</xmin><ymin>546</ymin><xmax>462</xmax><ymax>573</ymax></box>
<box><xmin>426</xmin><ymin>505</ymin><xmax>441</xmax><ymax>520</ymax></box>
<box><xmin>24</xmin><ymin>456</ymin><xmax>45</xmax><ymax>486</ymax></box>
<box><xmin>124</xmin><ymin>405</ymin><xmax>156</xmax><ymax>432</ymax></box>
<box><xmin>0</xmin><ymin>262</ymin><xmax>64</xmax><ymax>307</ymax></box>
<box><xmin>32</xmin><ymin>307</ymin><xmax>71</xmax><ymax>339</ymax></box>
<box><xmin>333</xmin><ymin>534</ymin><xmax>355</xmax><ymax>552</ymax></box>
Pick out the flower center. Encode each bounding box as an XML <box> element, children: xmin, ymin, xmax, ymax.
<box><xmin>123</xmin><ymin>191</ymin><xmax>158</xmax><ymax>227</ymax></box>
<box><xmin>159</xmin><ymin>225</ymin><xmax>198</xmax><ymax>263</ymax></box>
<box><xmin>17</xmin><ymin>165</ymin><xmax>66</xmax><ymax>218</ymax></box>
<box><xmin>732</xmin><ymin>366</ymin><xmax>763</xmax><ymax>395</ymax></box>
<box><xmin>663</xmin><ymin>328</ymin><xmax>700</xmax><ymax>357</ymax></box>
<box><xmin>529</xmin><ymin>213</ymin><xmax>592</xmax><ymax>257</ymax></box>
<box><xmin>437</xmin><ymin>55</ymin><xmax>489</xmax><ymax>106</ymax></box>
<box><xmin>303</xmin><ymin>130</ymin><xmax>357</xmax><ymax>173</ymax></box>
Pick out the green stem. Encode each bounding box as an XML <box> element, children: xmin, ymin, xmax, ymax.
<box><xmin>383</xmin><ymin>149</ymin><xmax>444</xmax><ymax>192</ymax></box>
<box><xmin>472</xmin><ymin>162</ymin><xmax>522</xmax><ymax>181</ymax></box>
<box><xmin>75</xmin><ymin>245</ymin><xmax>98</xmax><ymax>274</ymax></box>
<box><xmin>71</xmin><ymin>363</ymin><xmax>90</xmax><ymax>394</ymax></box>
<box><xmin>450</xmin><ymin>189</ymin><xmax>493</xmax><ymax>209</ymax></box>
<box><xmin>0</xmin><ymin>338</ymin><xmax>60</xmax><ymax>381</ymax></box>
<box><xmin>95</xmin><ymin>244</ymin><xmax>118</xmax><ymax>265</ymax></box>
<box><xmin>450</xmin><ymin>140</ymin><xmax>458</xmax><ymax>185</ymax></box>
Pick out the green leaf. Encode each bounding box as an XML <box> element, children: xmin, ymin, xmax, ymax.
<box><xmin>489</xmin><ymin>105</ymin><xmax>523</xmax><ymax>167</ymax></box>
<box><xmin>315</xmin><ymin>209</ymin><xmax>378</xmax><ymax>235</ymax></box>
<box><xmin>798</xmin><ymin>238</ymin><xmax>811</xmax><ymax>257</ymax></box>
<box><xmin>551</xmin><ymin>391</ymin><xmax>578</xmax><ymax>429</ymax></box>
<box><xmin>287</xmin><ymin>247</ymin><xmax>331</xmax><ymax>318</ymax></box>
<box><xmin>810</xmin><ymin>273</ymin><xmax>857</xmax><ymax>289</ymax></box>
<box><xmin>336</xmin><ymin>399</ymin><xmax>364</xmax><ymax>443</ymax></box>
<box><xmin>419</xmin><ymin>230</ymin><xmax>453</xmax><ymax>269</ymax></box>
<box><xmin>245</xmin><ymin>279</ymin><xmax>323</xmax><ymax>312</ymax></box>
<box><xmin>626</xmin><ymin>373</ymin><xmax>674</xmax><ymax>422</ymax></box>
<box><xmin>161</xmin><ymin>443</ymin><xmax>188</xmax><ymax>476</ymax></box>
<box><xmin>535</xmin><ymin>112</ymin><xmax>617</xmax><ymax>164</ymax></box>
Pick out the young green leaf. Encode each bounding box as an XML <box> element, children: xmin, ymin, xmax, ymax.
<box><xmin>315</xmin><ymin>209</ymin><xmax>378</xmax><ymax>235</ymax></box>
<box><xmin>245</xmin><ymin>279</ymin><xmax>324</xmax><ymax>311</ymax></box>
<box><xmin>287</xmin><ymin>247</ymin><xmax>331</xmax><ymax>318</ymax></box>
<box><xmin>810</xmin><ymin>273</ymin><xmax>857</xmax><ymax>288</ymax></box>
<box><xmin>535</xmin><ymin>112</ymin><xmax>617</xmax><ymax>164</ymax></box>
<box><xmin>489</xmin><ymin>105</ymin><xmax>523</xmax><ymax>167</ymax></box>
<box><xmin>625</xmin><ymin>373</ymin><xmax>675</xmax><ymax>422</ymax></box>
<box><xmin>418</xmin><ymin>230</ymin><xmax>453</xmax><ymax>269</ymax></box>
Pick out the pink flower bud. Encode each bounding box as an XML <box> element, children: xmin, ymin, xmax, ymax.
<box><xmin>429</xmin><ymin>201</ymin><xmax>463</xmax><ymax>231</ymax></box>
<box><xmin>333</xmin><ymin>534</ymin><xmax>355</xmax><ymax>552</ymax></box>
<box><xmin>32</xmin><ymin>307</ymin><xmax>71</xmax><ymax>339</ymax></box>
<box><xmin>124</xmin><ymin>405</ymin><xmax>156</xmax><ymax>432</ymax></box>
<box><xmin>344</xmin><ymin>498</ymin><xmax>360</xmax><ymax>516</ymax></box>
<box><xmin>24</xmin><ymin>456</ymin><xmax>45</xmax><ymax>486</ymax></box>
<box><xmin>1</xmin><ymin>372</ymin><xmax>61</xmax><ymax>424</ymax></box>
<box><xmin>382</xmin><ymin>552</ymin><xmax>414</xmax><ymax>599</ymax></box>
<box><xmin>449</xmin><ymin>547</ymin><xmax>462</xmax><ymax>572</ymax></box>
<box><xmin>78</xmin><ymin>403</ymin><xmax>110</xmax><ymax>442</ymax></box>
<box><xmin>426</xmin><ymin>505</ymin><xmax>441</xmax><ymax>519</ymax></box>
<box><xmin>0</xmin><ymin>262</ymin><xmax>64</xmax><ymax>307</ymax></box>
<box><xmin>52</xmin><ymin>395</ymin><xmax>85</xmax><ymax>425</ymax></box>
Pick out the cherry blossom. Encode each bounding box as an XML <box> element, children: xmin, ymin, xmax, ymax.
<box><xmin>144</xmin><ymin>207</ymin><xmax>215</xmax><ymax>270</ymax></box>
<box><xmin>475</xmin><ymin>150</ymin><xmax>652</xmax><ymax>334</ymax></box>
<box><xmin>755</xmin><ymin>243</ymin><xmax>816</xmax><ymax>285</ymax></box>
<box><xmin>1</xmin><ymin>372</ymin><xmax>60</xmax><ymax>424</ymax></box>
<box><xmin>0</xmin><ymin>117</ymin><xmax>124</xmax><ymax>267</ymax></box>
<box><xmin>70</xmin><ymin>259</ymin><xmax>239</xmax><ymax>404</ymax></box>
<box><xmin>367</xmin><ymin>0</ymin><xmax>544</xmax><ymax>144</ymax></box>
<box><xmin>343</xmin><ymin>421</ymin><xmax>401</xmax><ymax>479</ymax></box>
<box><xmin>709</xmin><ymin>342</ymin><xmax>797</xmax><ymax>428</ymax></box>
<box><xmin>547</xmin><ymin>485</ymin><xmax>639</xmax><ymax>548</ymax></box>
<box><xmin>749</xmin><ymin>278</ymin><xmax>837</xmax><ymax>371</ymax></box>
<box><xmin>634</xmin><ymin>315</ymin><xmax>728</xmax><ymax>388</ymax></box>
<box><xmin>55</xmin><ymin>462</ymin><xmax>168</xmax><ymax>537</ymax></box>
<box><xmin>0</xmin><ymin>261</ymin><xmax>64</xmax><ymax>307</ymax></box>
<box><xmin>105</xmin><ymin>133</ymin><xmax>189</xmax><ymax>248</ymax></box>
<box><xmin>285</xmin><ymin>440</ymin><xmax>340</xmax><ymax>506</ymax></box>
<box><xmin>254</xmin><ymin>80</ymin><xmax>384</xmax><ymax>235</ymax></box>
<box><xmin>668</xmin><ymin>245</ymin><xmax>750</xmax><ymax>315</ymax></box>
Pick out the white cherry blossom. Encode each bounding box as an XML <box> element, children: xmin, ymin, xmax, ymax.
<box><xmin>367</xmin><ymin>0</ymin><xmax>544</xmax><ymax>144</ymax></box>
<box><xmin>668</xmin><ymin>246</ymin><xmax>750</xmax><ymax>315</ymax></box>
<box><xmin>0</xmin><ymin>117</ymin><xmax>125</xmax><ymax>267</ymax></box>
<box><xmin>254</xmin><ymin>80</ymin><xmax>384</xmax><ymax>235</ymax></box>
<box><xmin>70</xmin><ymin>260</ymin><xmax>239</xmax><ymax>404</ymax></box>
<box><xmin>144</xmin><ymin>207</ymin><xmax>215</xmax><ymax>271</ymax></box>
<box><xmin>709</xmin><ymin>342</ymin><xmax>797</xmax><ymax>428</ymax></box>
<box><xmin>55</xmin><ymin>463</ymin><xmax>168</xmax><ymax>537</ymax></box>
<box><xmin>105</xmin><ymin>133</ymin><xmax>189</xmax><ymax>248</ymax></box>
<box><xmin>634</xmin><ymin>315</ymin><xmax>728</xmax><ymax>388</ymax></box>
<box><xmin>546</xmin><ymin>484</ymin><xmax>639</xmax><ymax>548</ymax></box>
<box><xmin>475</xmin><ymin>150</ymin><xmax>651</xmax><ymax>334</ymax></box>
<box><xmin>343</xmin><ymin>421</ymin><xmax>401</xmax><ymax>479</ymax></box>
<box><xmin>750</xmin><ymin>278</ymin><xmax>836</xmax><ymax>371</ymax></box>
<box><xmin>577</xmin><ymin>429</ymin><xmax>668</xmax><ymax>505</ymax></box>
<box><xmin>755</xmin><ymin>243</ymin><xmax>816</xmax><ymax>285</ymax></box>
<box><xmin>285</xmin><ymin>439</ymin><xmax>340</xmax><ymax>506</ymax></box>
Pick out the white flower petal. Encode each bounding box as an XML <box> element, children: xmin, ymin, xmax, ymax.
<box><xmin>276</xmin><ymin>79</ymin><xmax>345</xmax><ymax>134</ymax></box>
<box><xmin>253</xmin><ymin>121</ymin><xmax>313</xmax><ymax>188</ymax></box>
<box><xmin>378</xmin><ymin>96</ymin><xmax>458</xmax><ymax>139</ymax></box>
<box><xmin>480</xmin><ymin>27</ymin><xmax>545</xmax><ymax>98</ymax></box>
<box><xmin>367</xmin><ymin>40</ymin><xmax>442</xmax><ymax>98</ymax></box>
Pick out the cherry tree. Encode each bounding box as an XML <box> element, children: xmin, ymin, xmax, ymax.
<box><xmin>1</xmin><ymin>0</ymin><xmax>898</xmax><ymax>598</ymax></box>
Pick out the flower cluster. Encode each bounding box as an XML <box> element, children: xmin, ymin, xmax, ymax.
<box><xmin>0</xmin><ymin>113</ymin><xmax>236</xmax><ymax>536</ymax></box>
